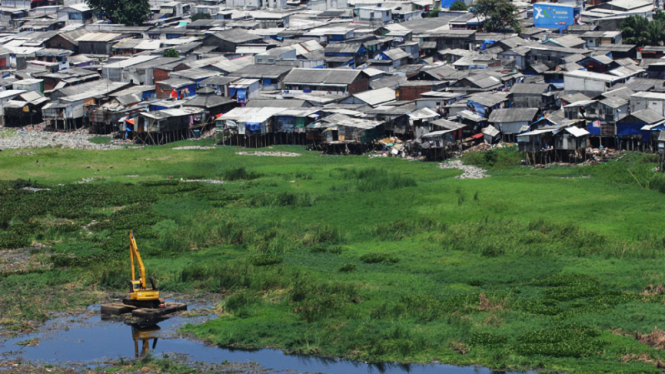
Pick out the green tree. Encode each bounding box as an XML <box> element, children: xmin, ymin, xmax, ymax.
<box><xmin>621</xmin><ymin>15</ymin><xmax>665</xmax><ymax>46</ymax></box>
<box><xmin>191</xmin><ymin>12</ymin><xmax>212</xmax><ymax>21</ymax></box>
<box><xmin>470</xmin><ymin>0</ymin><xmax>520</xmax><ymax>32</ymax></box>
<box><xmin>163</xmin><ymin>48</ymin><xmax>179</xmax><ymax>58</ymax></box>
<box><xmin>427</xmin><ymin>7</ymin><xmax>441</xmax><ymax>17</ymax></box>
<box><xmin>450</xmin><ymin>1</ymin><xmax>468</xmax><ymax>11</ymax></box>
<box><xmin>86</xmin><ymin>0</ymin><xmax>149</xmax><ymax>25</ymax></box>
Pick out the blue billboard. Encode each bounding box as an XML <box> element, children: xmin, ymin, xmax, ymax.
<box><xmin>533</xmin><ymin>3</ymin><xmax>577</xmax><ymax>30</ymax></box>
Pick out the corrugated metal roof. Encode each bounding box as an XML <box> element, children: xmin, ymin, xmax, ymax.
<box><xmin>352</xmin><ymin>87</ymin><xmax>395</xmax><ymax>107</ymax></box>
<box><xmin>489</xmin><ymin>108</ymin><xmax>538</xmax><ymax>123</ymax></box>
<box><xmin>283</xmin><ymin>68</ymin><xmax>362</xmax><ymax>86</ymax></box>
<box><xmin>75</xmin><ymin>32</ymin><xmax>122</xmax><ymax>42</ymax></box>
<box><xmin>629</xmin><ymin>109</ymin><xmax>665</xmax><ymax>124</ymax></box>
<box><xmin>510</xmin><ymin>83</ymin><xmax>550</xmax><ymax>95</ymax></box>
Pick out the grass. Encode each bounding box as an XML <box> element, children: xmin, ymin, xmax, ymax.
<box><xmin>2</xmin><ymin>142</ymin><xmax>665</xmax><ymax>373</ymax></box>
<box><xmin>88</xmin><ymin>136</ymin><xmax>111</xmax><ymax>145</ymax></box>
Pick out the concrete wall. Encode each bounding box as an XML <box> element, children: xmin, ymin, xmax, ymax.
<box><xmin>564</xmin><ymin>75</ymin><xmax>607</xmax><ymax>96</ymax></box>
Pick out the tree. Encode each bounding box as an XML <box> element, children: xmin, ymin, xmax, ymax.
<box><xmin>450</xmin><ymin>1</ymin><xmax>467</xmax><ymax>11</ymax></box>
<box><xmin>191</xmin><ymin>12</ymin><xmax>212</xmax><ymax>21</ymax></box>
<box><xmin>470</xmin><ymin>0</ymin><xmax>520</xmax><ymax>32</ymax></box>
<box><xmin>86</xmin><ymin>0</ymin><xmax>149</xmax><ymax>26</ymax></box>
<box><xmin>427</xmin><ymin>8</ymin><xmax>441</xmax><ymax>17</ymax></box>
<box><xmin>621</xmin><ymin>15</ymin><xmax>665</xmax><ymax>46</ymax></box>
<box><xmin>163</xmin><ymin>49</ymin><xmax>179</xmax><ymax>58</ymax></box>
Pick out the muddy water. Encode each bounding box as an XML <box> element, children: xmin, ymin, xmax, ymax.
<box><xmin>0</xmin><ymin>304</ymin><xmax>535</xmax><ymax>374</ymax></box>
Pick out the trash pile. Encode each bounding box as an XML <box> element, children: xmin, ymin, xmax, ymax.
<box><xmin>585</xmin><ymin>147</ymin><xmax>624</xmax><ymax>163</ymax></box>
<box><xmin>0</xmin><ymin>126</ymin><xmax>117</xmax><ymax>150</ymax></box>
<box><xmin>235</xmin><ymin>151</ymin><xmax>301</xmax><ymax>157</ymax></box>
<box><xmin>439</xmin><ymin>159</ymin><xmax>488</xmax><ymax>179</ymax></box>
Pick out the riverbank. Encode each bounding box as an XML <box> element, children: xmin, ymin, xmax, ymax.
<box><xmin>2</xmin><ymin>143</ymin><xmax>665</xmax><ymax>373</ymax></box>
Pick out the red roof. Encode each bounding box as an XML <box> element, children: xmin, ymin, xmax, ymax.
<box><xmin>472</xmin><ymin>133</ymin><xmax>483</xmax><ymax>139</ymax></box>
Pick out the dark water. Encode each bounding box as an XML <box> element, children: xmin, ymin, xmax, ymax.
<box><xmin>0</xmin><ymin>304</ymin><xmax>534</xmax><ymax>374</ymax></box>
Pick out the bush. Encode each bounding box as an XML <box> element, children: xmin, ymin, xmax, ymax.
<box><xmin>339</xmin><ymin>263</ymin><xmax>356</xmax><ymax>272</ymax></box>
<box><xmin>250</xmin><ymin>254</ymin><xmax>283</xmax><ymax>266</ymax></box>
<box><xmin>360</xmin><ymin>253</ymin><xmax>399</xmax><ymax>264</ymax></box>
<box><xmin>462</xmin><ymin>146</ymin><xmax>521</xmax><ymax>170</ymax></box>
<box><xmin>449</xmin><ymin>0</ymin><xmax>467</xmax><ymax>10</ymax></box>
<box><xmin>223</xmin><ymin>167</ymin><xmax>261</xmax><ymax>181</ymax></box>
<box><xmin>191</xmin><ymin>12</ymin><xmax>211</xmax><ymax>21</ymax></box>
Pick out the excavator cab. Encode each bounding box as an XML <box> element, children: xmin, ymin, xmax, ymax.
<box><xmin>124</xmin><ymin>231</ymin><xmax>162</xmax><ymax>309</ymax></box>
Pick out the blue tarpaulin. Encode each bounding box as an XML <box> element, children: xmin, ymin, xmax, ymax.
<box><xmin>237</xmin><ymin>89</ymin><xmax>246</xmax><ymax>101</ymax></box>
<box><xmin>587</xmin><ymin>121</ymin><xmax>600</xmax><ymax>135</ymax></box>
<box><xmin>617</xmin><ymin>122</ymin><xmax>643</xmax><ymax>137</ymax></box>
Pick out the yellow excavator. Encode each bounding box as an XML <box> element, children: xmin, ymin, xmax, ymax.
<box><xmin>124</xmin><ymin>231</ymin><xmax>163</xmax><ymax>309</ymax></box>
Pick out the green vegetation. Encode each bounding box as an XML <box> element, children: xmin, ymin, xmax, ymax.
<box><xmin>471</xmin><ymin>0</ymin><xmax>520</xmax><ymax>32</ymax></box>
<box><xmin>191</xmin><ymin>12</ymin><xmax>212</xmax><ymax>21</ymax></box>
<box><xmin>427</xmin><ymin>7</ymin><xmax>441</xmax><ymax>17</ymax></box>
<box><xmin>449</xmin><ymin>0</ymin><xmax>467</xmax><ymax>11</ymax></box>
<box><xmin>86</xmin><ymin>0</ymin><xmax>149</xmax><ymax>26</ymax></box>
<box><xmin>88</xmin><ymin>136</ymin><xmax>111</xmax><ymax>145</ymax></box>
<box><xmin>2</xmin><ymin>143</ymin><xmax>665</xmax><ymax>373</ymax></box>
<box><xmin>163</xmin><ymin>48</ymin><xmax>180</xmax><ymax>58</ymax></box>
<box><xmin>621</xmin><ymin>10</ymin><xmax>665</xmax><ymax>47</ymax></box>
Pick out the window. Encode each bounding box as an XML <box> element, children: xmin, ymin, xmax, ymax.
<box><xmin>68</xmin><ymin>12</ymin><xmax>82</xmax><ymax>20</ymax></box>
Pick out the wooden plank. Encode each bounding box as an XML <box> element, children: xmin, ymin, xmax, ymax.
<box><xmin>131</xmin><ymin>302</ymin><xmax>187</xmax><ymax>319</ymax></box>
<box><xmin>101</xmin><ymin>303</ymin><xmax>136</xmax><ymax>315</ymax></box>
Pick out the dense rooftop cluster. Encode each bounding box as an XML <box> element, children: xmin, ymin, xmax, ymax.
<box><xmin>1</xmin><ymin>0</ymin><xmax>664</xmax><ymax>161</ymax></box>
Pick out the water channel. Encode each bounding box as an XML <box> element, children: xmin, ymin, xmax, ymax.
<box><xmin>0</xmin><ymin>303</ymin><xmax>535</xmax><ymax>374</ymax></box>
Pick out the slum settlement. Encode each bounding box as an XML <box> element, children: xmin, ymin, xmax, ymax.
<box><xmin>1</xmin><ymin>0</ymin><xmax>665</xmax><ymax>163</ymax></box>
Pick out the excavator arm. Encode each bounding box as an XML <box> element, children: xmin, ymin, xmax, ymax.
<box><xmin>129</xmin><ymin>231</ymin><xmax>147</xmax><ymax>290</ymax></box>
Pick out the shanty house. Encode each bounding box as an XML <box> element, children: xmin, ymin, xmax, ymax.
<box><xmin>339</xmin><ymin>87</ymin><xmax>395</xmax><ymax>107</ymax></box>
<box><xmin>510</xmin><ymin>83</ymin><xmax>556</xmax><ymax>109</ymax></box>
<box><xmin>517</xmin><ymin>128</ymin><xmax>554</xmax><ymax>153</ymax></box>
<box><xmin>0</xmin><ymin>90</ymin><xmax>26</xmax><ymax>126</ymax></box>
<box><xmin>617</xmin><ymin>109</ymin><xmax>665</xmax><ymax>148</ymax></box>
<box><xmin>136</xmin><ymin>107</ymin><xmax>205</xmax><ymax>144</ymax></box>
<box><xmin>282</xmin><ymin>69</ymin><xmax>369</xmax><ymax>95</ymax></box>
<box><xmin>156</xmin><ymin>79</ymin><xmax>196</xmax><ymax>100</ymax></box>
<box><xmin>76</xmin><ymin>33</ymin><xmax>122</xmax><ymax>55</ymax></box>
<box><xmin>201</xmin><ymin>29</ymin><xmax>263</xmax><ymax>52</ymax></box>
<box><xmin>57</xmin><ymin>3</ymin><xmax>93</xmax><ymax>25</ymax></box>
<box><xmin>229</xmin><ymin>79</ymin><xmax>261</xmax><ymax>104</ymax></box>
<box><xmin>370</xmin><ymin>48</ymin><xmax>410</xmax><ymax>71</ymax></box>
<box><xmin>563</xmin><ymin>70</ymin><xmax>624</xmax><ymax>96</ymax></box>
<box><xmin>489</xmin><ymin>108</ymin><xmax>539</xmax><ymax>141</ymax></box>
<box><xmin>554</xmin><ymin>126</ymin><xmax>590</xmax><ymax>152</ymax></box>
<box><xmin>229</xmin><ymin>65</ymin><xmax>292</xmax><ymax>90</ymax></box>
<box><xmin>3</xmin><ymin>91</ymin><xmax>48</xmax><ymax>126</ymax></box>
<box><xmin>199</xmin><ymin>76</ymin><xmax>241</xmax><ymax>97</ymax></box>
<box><xmin>324</xmin><ymin>43</ymin><xmax>367</xmax><ymax>68</ymax></box>
<box><xmin>630</xmin><ymin>92</ymin><xmax>665</xmax><ymax>117</ymax></box>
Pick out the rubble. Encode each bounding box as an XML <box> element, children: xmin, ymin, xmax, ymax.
<box><xmin>0</xmin><ymin>126</ymin><xmax>117</xmax><ymax>150</ymax></box>
<box><xmin>439</xmin><ymin>159</ymin><xmax>488</xmax><ymax>179</ymax></box>
<box><xmin>173</xmin><ymin>146</ymin><xmax>216</xmax><ymax>150</ymax></box>
<box><xmin>235</xmin><ymin>151</ymin><xmax>301</xmax><ymax>157</ymax></box>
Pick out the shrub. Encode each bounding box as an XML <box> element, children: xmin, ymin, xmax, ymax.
<box><xmin>250</xmin><ymin>254</ymin><xmax>283</xmax><ymax>266</ymax></box>
<box><xmin>339</xmin><ymin>263</ymin><xmax>356</xmax><ymax>272</ymax></box>
<box><xmin>223</xmin><ymin>167</ymin><xmax>261</xmax><ymax>181</ymax></box>
<box><xmin>360</xmin><ymin>253</ymin><xmax>399</xmax><ymax>264</ymax></box>
<box><xmin>449</xmin><ymin>0</ymin><xmax>467</xmax><ymax>10</ymax></box>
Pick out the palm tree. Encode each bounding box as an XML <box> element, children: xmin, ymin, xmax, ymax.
<box><xmin>622</xmin><ymin>15</ymin><xmax>651</xmax><ymax>46</ymax></box>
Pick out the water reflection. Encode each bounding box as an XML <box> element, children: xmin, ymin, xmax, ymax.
<box><xmin>131</xmin><ymin>324</ymin><xmax>160</xmax><ymax>358</ymax></box>
<box><xmin>0</xmin><ymin>306</ymin><xmax>538</xmax><ymax>374</ymax></box>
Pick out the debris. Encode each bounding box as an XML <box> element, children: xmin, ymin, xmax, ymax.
<box><xmin>439</xmin><ymin>160</ymin><xmax>488</xmax><ymax>179</ymax></box>
<box><xmin>172</xmin><ymin>146</ymin><xmax>216</xmax><ymax>150</ymax></box>
<box><xmin>180</xmin><ymin>178</ymin><xmax>224</xmax><ymax>184</ymax></box>
<box><xmin>0</xmin><ymin>126</ymin><xmax>118</xmax><ymax>150</ymax></box>
<box><xmin>235</xmin><ymin>151</ymin><xmax>300</xmax><ymax>157</ymax></box>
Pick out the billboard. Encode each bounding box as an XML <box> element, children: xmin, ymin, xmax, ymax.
<box><xmin>533</xmin><ymin>3</ymin><xmax>576</xmax><ymax>30</ymax></box>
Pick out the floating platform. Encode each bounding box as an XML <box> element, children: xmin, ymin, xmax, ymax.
<box><xmin>101</xmin><ymin>302</ymin><xmax>187</xmax><ymax>320</ymax></box>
